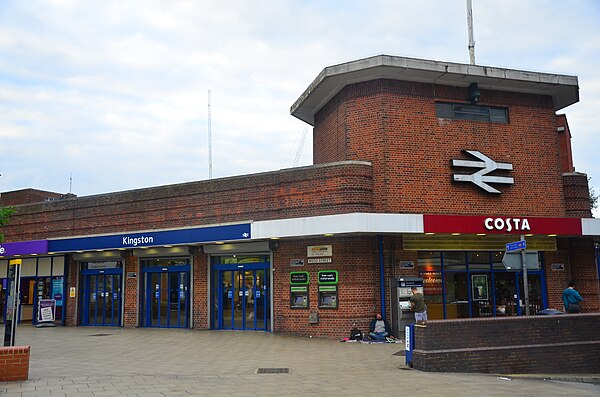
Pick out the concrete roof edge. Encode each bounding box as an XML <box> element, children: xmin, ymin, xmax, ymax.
<box><xmin>290</xmin><ymin>54</ymin><xmax>580</xmax><ymax>124</ymax></box>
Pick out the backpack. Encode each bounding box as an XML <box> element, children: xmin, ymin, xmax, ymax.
<box><xmin>350</xmin><ymin>328</ymin><xmax>363</xmax><ymax>341</ymax></box>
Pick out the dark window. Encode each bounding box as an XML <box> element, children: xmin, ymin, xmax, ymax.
<box><xmin>436</xmin><ymin>102</ymin><xmax>508</xmax><ymax>123</ymax></box>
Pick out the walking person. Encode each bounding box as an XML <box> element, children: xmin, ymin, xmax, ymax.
<box><xmin>562</xmin><ymin>280</ymin><xmax>583</xmax><ymax>313</ymax></box>
<box><xmin>410</xmin><ymin>286</ymin><xmax>428</xmax><ymax>324</ymax></box>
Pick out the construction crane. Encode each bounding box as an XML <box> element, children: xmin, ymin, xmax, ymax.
<box><xmin>293</xmin><ymin>127</ymin><xmax>308</xmax><ymax>167</ymax></box>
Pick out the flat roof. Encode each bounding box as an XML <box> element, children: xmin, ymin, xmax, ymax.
<box><xmin>291</xmin><ymin>54</ymin><xmax>579</xmax><ymax>125</ymax></box>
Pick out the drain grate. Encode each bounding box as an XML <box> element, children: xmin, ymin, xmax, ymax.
<box><xmin>88</xmin><ymin>333</ymin><xmax>113</xmax><ymax>337</ymax></box>
<box><xmin>257</xmin><ymin>368</ymin><xmax>289</xmax><ymax>374</ymax></box>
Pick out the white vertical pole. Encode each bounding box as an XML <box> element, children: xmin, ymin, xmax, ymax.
<box><xmin>466</xmin><ymin>0</ymin><xmax>476</xmax><ymax>65</ymax></box>
<box><xmin>208</xmin><ymin>90</ymin><xmax>212</xmax><ymax>179</ymax></box>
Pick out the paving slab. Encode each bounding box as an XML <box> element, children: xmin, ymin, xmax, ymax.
<box><xmin>0</xmin><ymin>325</ymin><xmax>597</xmax><ymax>396</ymax></box>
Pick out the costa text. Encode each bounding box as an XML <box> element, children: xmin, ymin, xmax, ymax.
<box><xmin>484</xmin><ymin>218</ymin><xmax>530</xmax><ymax>232</ymax></box>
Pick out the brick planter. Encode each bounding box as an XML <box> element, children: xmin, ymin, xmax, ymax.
<box><xmin>0</xmin><ymin>346</ymin><xmax>30</xmax><ymax>381</ymax></box>
<box><xmin>412</xmin><ymin>314</ymin><xmax>600</xmax><ymax>374</ymax></box>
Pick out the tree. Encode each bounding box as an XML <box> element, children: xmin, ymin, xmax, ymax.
<box><xmin>589</xmin><ymin>177</ymin><xmax>599</xmax><ymax>214</ymax></box>
<box><xmin>0</xmin><ymin>207</ymin><xmax>15</xmax><ymax>243</ymax></box>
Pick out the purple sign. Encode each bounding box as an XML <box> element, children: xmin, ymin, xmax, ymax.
<box><xmin>37</xmin><ymin>299</ymin><xmax>56</xmax><ymax>322</ymax></box>
<box><xmin>0</xmin><ymin>240</ymin><xmax>48</xmax><ymax>256</ymax></box>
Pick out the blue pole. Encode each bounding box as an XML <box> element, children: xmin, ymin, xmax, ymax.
<box><xmin>377</xmin><ymin>235</ymin><xmax>386</xmax><ymax>320</ymax></box>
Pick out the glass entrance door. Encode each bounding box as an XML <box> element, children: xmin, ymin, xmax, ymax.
<box><xmin>82</xmin><ymin>270</ymin><xmax>122</xmax><ymax>326</ymax></box>
<box><xmin>144</xmin><ymin>269</ymin><xmax>189</xmax><ymax>328</ymax></box>
<box><xmin>214</xmin><ymin>265</ymin><xmax>269</xmax><ymax>331</ymax></box>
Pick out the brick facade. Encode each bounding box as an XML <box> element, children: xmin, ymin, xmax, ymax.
<box><xmin>1</xmin><ymin>55</ymin><xmax>598</xmax><ymax>342</ymax></box>
<box><xmin>314</xmin><ymin>79</ymin><xmax>569</xmax><ymax>217</ymax></box>
<box><xmin>123</xmin><ymin>251</ymin><xmax>139</xmax><ymax>327</ymax></box>
<box><xmin>412</xmin><ymin>314</ymin><xmax>600</xmax><ymax>373</ymax></box>
<box><xmin>273</xmin><ymin>236</ymin><xmax>381</xmax><ymax>338</ymax></box>
<box><xmin>3</xmin><ymin>162</ymin><xmax>373</xmax><ymax>242</ymax></box>
<box><xmin>192</xmin><ymin>247</ymin><xmax>209</xmax><ymax>329</ymax></box>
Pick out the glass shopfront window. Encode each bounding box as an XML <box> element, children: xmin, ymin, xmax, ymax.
<box><xmin>418</xmin><ymin>251</ymin><xmax>546</xmax><ymax>319</ymax></box>
<box><xmin>0</xmin><ymin>257</ymin><xmax>66</xmax><ymax>325</ymax></box>
<box><xmin>418</xmin><ymin>252</ymin><xmax>443</xmax><ymax>319</ymax></box>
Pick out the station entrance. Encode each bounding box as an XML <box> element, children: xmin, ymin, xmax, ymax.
<box><xmin>141</xmin><ymin>258</ymin><xmax>190</xmax><ymax>328</ymax></box>
<box><xmin>212</xmin><ymin>257</ymin><xmax>270</xmax><ymax>331</ymax></box>
<box><xmin>82</xmin><ymin>264</ymin><xmax>122</xmax><ymax>326</ymax></box>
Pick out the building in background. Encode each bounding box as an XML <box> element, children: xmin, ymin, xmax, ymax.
<box><xmin>1</xmin><ymin>55</ymin><xmax>599</xmax><ymax>338</ymax></box>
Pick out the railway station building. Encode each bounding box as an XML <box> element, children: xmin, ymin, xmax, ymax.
<box><xmin>1</xmin><ymin>55</ymin><xmax>599</xmax><ymax>338</ymax></box>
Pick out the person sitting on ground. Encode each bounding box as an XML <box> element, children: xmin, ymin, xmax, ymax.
<box><xmin>368</xmin><ymin>313</ymin><xmax>391</xmax><ymax>341</ymax></box>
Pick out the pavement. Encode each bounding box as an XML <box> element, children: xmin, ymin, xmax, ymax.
<box><xmin>1</xmin><ymin>325</ymin><xmax>599</xmax><ymax>396</ymax></box>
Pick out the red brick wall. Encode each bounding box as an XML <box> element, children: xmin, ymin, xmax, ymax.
<box><xmin>65</xmin><ymin>256</ymin><xmax>78</xmax><ymax>326</ymax></box>
<box><xmin>0</xmin><ymin>189</ymin><xmax>68</xmax><ymax>206</ymax></box>
<box><xmin>192</xmin><ymin>247</ymin><xmax>209</xmax><ymax>329</ymax></box>
<box><xmin>543</xmin><ymin>240</ymin><xmax>573</xmax><ymax>311</ymax></box>
<box><xmin>314</xmin><ymin>79</ymin><xmax>568</xmax><ymax>217</ymax></box>
<box><xmin>568</xmin><ymin>238</ymin><xmax>600</xmax><ymax>312</ymax></box>
<box><xmin>273</xmin><ymin>237</ymin><xmax>382</xmax><ymax>338</ymax></box>
<box><xmin>123</xmin><ymin>251</ymin><xmax>139</xmax><ymax>327</ymax></box>
<box><xmin>3</xmin><ymin>162</ymin><xmax>373</xmax><ymax>242</ymax></box>
<box><xmin>413</xmin><ymin>314</ymin><xmax>600</xmax><ymax>373</ymax></box>
<box><xmin>544</xmin><ymin>238</ymin><xmax>599</xmax><ymax>313</ymax></box>
<box><xmin>0</xmin><ymin>346</ymin><xmax>30</xmax><ymax>381</ymax></box>
<box><xmin>556</xmin><ymin>114</ymin><xmax>574</xmax><ymax>173</ymax></box>
<box><xmin>563</xmin><ymin>173</ymin><xmax>593</xmax><ymax>218</ymax></box>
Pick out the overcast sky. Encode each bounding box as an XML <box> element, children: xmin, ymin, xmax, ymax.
<box><xmin>1</xmin><ymin>0</ymin><xmax>599</xmax><ymax>216</ymax></box>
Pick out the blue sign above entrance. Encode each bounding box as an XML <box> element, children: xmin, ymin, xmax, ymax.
<box><xmin>48</xmin><ymin>223</ymin><xmax>251</xmax><ymax>252</ymax></box>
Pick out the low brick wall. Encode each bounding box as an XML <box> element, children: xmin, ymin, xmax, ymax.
<box><xmin>0</xmin><ymin>346</ymin><xmax>30</xmax><ymax>382</ymax></box>
<box><xmin>412</xmin><ymin>314</ymin><xmax>600</xmax><ymax>374</ymax></box>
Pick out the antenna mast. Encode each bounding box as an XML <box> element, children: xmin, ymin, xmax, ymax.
<box><xmin>466</xmin><ymin>0</ymin><xmax>476</xmax><ymax>65</ymax></box>
<box><xmin>69</xmin><ymin>172</ymin><xmax>72</xmax><ymax>193</ymax></box>
<box><xmin>208</xmin><ymin>90</ymin><xmax>212</xmax><ymax>179</ymax></box>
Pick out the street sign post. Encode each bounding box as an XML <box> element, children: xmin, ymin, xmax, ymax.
<box><xmin>506</xmin><ymin>240</ymin><xmax>526</xmax><ymax>252</ymax></box>
<box><xmin>502</xmin><ymin>236</ymin><xmax>531</xmax><ymax>315</ymax></box>
<box><xmin>502</xmin><ymin>251</ymin><xmax>540</xmax><ymax>270</ymax></box>
<box><xmin>3</xmin><ymin>259</ymin><xmax>22</xmax><ymax>346</ymax></box>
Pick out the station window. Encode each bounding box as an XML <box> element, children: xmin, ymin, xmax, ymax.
<box><xmin>435</xmin><ymin>102</ymin><xmax>508</xmax><ymax>123</ymax></box>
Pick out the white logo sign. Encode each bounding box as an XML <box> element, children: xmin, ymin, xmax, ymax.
<box><xmin>0</xmin><ymin>246</ymin><xmax>5</xmax><ymax>255</ymax></box>
<box><xmin>484</xmin><ymin>217</ymin><xmax>530</xmax><ymax>232</ymax></box>
<box><xmin>452</xmin><ymin>150</ymin><xmax>514</xmax><ymax>194</ymax></box>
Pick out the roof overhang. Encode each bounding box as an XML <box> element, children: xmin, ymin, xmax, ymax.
<box><xmin>291</xmin><ymin>54</ymin><xmax>580</xmax><ymax>125</ymax></box>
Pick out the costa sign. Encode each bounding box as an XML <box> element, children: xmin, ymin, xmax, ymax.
<box><xmin>423</xmin><ymin>215</ymin><xmax>581</xmax><ymax>235</ymax></box>
<box><xmin>484</xmin><ymin>218</ymin><xmax>530</xmax><ymax>232</ymax></box>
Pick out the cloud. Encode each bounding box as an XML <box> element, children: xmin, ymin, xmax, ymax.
<box><xmin>0</xmin><ymin>0</ymin><xmax>598</xmax><ymax>218</ymax></box>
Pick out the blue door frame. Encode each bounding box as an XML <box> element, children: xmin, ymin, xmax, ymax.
<box><xmin>82</xmin><ymin>268</ymin><xmax>122</xmax><ymax>326</ymax></box>
<box><xmin>213</xmin><ymin>262</ymin><xmax>270</xmax><ymax>331</ymax></box>
<box><xmin>142</xmin><ymin>264</ymin><xmax>190</xmax><ymax>328</ymax></box>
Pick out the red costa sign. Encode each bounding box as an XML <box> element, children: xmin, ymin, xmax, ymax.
<box><xmin>423</xmin><ymin>215</ymin><xmax>582</xmax><ymax>235</ymax></box>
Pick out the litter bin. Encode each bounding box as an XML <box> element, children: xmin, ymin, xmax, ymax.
<box><xmin>536</xmin><ymin>308</ymin><xmax>564</xmax><ymax>315</ymax></box>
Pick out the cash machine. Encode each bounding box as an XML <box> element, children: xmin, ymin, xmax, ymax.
<box><xmin>390</xmin><ymin>277</ymin><xmax>423</xmax><ymax>338</ymax></box>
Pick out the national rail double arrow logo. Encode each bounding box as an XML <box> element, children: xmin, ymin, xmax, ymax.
<box><xmin>451</xmin><ymin>150</ymin><xmax>514</xmax><ymax>194</ymax></box>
